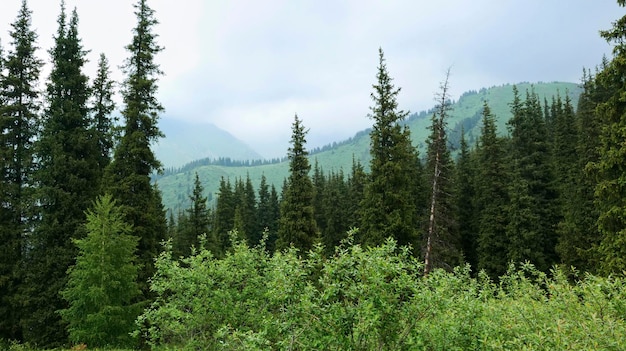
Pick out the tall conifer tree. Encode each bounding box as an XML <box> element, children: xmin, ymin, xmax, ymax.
<box><xmin>257</xmin><ymin>174</ymin><xmax>279</xmax><ymax>252</ymax></box>
<box><xmin>241</xmin><ymin>175</ymin><xmax>259</xmax><ymax>245</ymax></box>
<box><xmin>321</xmin><ymin>170</ymin><xmax>349</xmax><ymax>255</ymax></box>
<box><xmin>90</xmin><ymin>53</ymin><xmax>117</xmax><ymax>170</ymax></box>
<box><xmin>423</xmin><ymin>71</ymin><xmax>460</xmax><ymax>273</ymax></box>
<box><xmin>360</xmin><ymin>48</ymin><xmax>422</xmax><ymax>250</ymax></box>
<box><xmin>23</xmin><ymin>5</ymin><xmax>100</xmax><ymax>345</ymax></box>
<box><xmin>173</xmin><ymin>173</ymin><xmax>211</xmax><ymax>257</ymax></box>
<box><xmin>276</xmin><ymin>114</ymin><xmax>318</xmax><ymax>253</ymax></box>
<box><xmin>475</xmin><ymin>102</ymin><xmax>510</xmax><ymax>278</ymax></box>
<box><xmin>213</xmin><ymin>177</ymin><xmax>234</xmax><ymax>254</ymax></box>
<box><xmin>593</xmin><ymin>2</ymin><xmax>626</xmax><ymax>274</ymax></box>
<box><xmin>556</xmin><ymin>70</ymin><xmax>603</xmax><ymax>272</ymax></box>
<box><xmin>312</xmin><ymin>160</ymin><xmax>326</xmax><ymax>237</ymax></box>
<box><xmin>0</xmin><ymin>0</ymin><xmax>42</xmax><ymax>342</ymax></box>
<box><xmin>347</xmin><ymin>158</ymin><xmax>366</xmax><ymax>232</ymax></box>
<box><xmin>505</xmin><ymin>87</ymin><xmax>559</xmax><ymax>272</ymax></box>
<box><xmin>102</xmin><ymin>0</ymin><xmax>167</xmax><ymax>295</ymax></box>
<box><xmin>268</xmin><ymin>184</ymin><xmax>280</xmax><ymax>252</ymax></box>
<box><xmin>454</xmin><ymin>129</ymin><xmax>478</xmax><ymax>269</ymax></box>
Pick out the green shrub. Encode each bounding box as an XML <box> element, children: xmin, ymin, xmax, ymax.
<box><xmin>136</xmin><ymin>231</ymin><xmax>626</xmax><ymax>350</ymax></box>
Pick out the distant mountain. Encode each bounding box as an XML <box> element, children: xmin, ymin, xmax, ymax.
<box><xmin>154</xmin><ymin>118</ymin><xmax>263</xmax><ymax>168</ymax></box>
<box><xmin>155</xmin><ymin>82</ymin><xmax>581</xmax><ymax>212</ymax></box>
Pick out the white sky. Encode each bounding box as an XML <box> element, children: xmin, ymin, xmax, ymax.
<box><xmin>0</xmin><ymin>0</ymin><xmax>621</xmax><ymax>158</ymax></box>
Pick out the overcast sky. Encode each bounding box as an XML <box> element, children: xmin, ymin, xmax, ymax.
<box><xmin>0</xmin><ymin>1</ymin><xmax>621</xmax><ymax>158</ymax></box>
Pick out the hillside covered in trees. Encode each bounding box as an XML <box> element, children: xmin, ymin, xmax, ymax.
<box><xmin>1</xmin><ymin>0</ymin><xmax>626</xmax><ymax>349</ymax></box>
<box><xmin>156</xmin><ymin>81</ymin><xmax>580</xmax><ymax>212</ymax></box>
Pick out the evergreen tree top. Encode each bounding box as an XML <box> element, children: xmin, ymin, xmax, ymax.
<box><xmin>287</xmin><ymin>114</ymin><xmax>311</xmax><ymax>178</ymax></box>
<box><xmin>369</xmin><ymin>48</ymin><xmax>408</xmax><ymax>126</ymax></box>
<box><xmin>4</xmin><ymin>0</ymin><xmax>42</xmax><ymax>97</ymax></box>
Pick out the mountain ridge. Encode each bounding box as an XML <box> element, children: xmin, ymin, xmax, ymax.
<box><xmin>155</xmin><ymin>81</ymin><xmax>581</xmax><ymax>212</ymax></box>
<box><xmin>155</xmin><ymin>118</ymin><xmax>263</xmax><ymax>168</ymax></box>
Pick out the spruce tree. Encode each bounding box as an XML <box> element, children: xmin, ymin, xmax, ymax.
<box><xmin>312</xmin><ymin>159</ymin><xmax>326</xmax><ymax>236</ymax></box>
<box><xmin>475</xmin><ymin>102</ymin><xmax>510</xmax><ymax>279</ymax></box>
<box><xmin>321</xmin><ymin>170</ymin><xmax>350</xmax><ymax>255</ymax></box>
<box><xmin>241</xmin><ymin>175</ymin><xmax>259</xmax><ymax>245</ymax></box>
<box><xmin>347</xmin><ymin>157</ymin><xmax>366</xmax><ymax>231</ymax></box>
<box><xmin>232</xmin><ymin>178</ymin><xmax>246</xmax><ymax>237</ymax></box>
<box><xmin>0</xmin><ymin>0</ymin><xmax>42</xmax><ymax>342</ymax></box>
<box><xmin>454</xmin><ymin>129</ymin><xmax>478</xmax><ymax>269</ymax></box>
<box><xmin>423</xmin><ymin>70</ymin><xmax>460</xmax><ymax>273</ymax></box>
<box><xmin>505</xmin><ymin>87</ymin><xmax>559</xmax><ymax>272</ymax></box>
<box><xmin>556</xmin><ymin>70</ymin><xmax>602</xmax><ymax>272</ymax></box>
<box><xmin>173</xmin><ymin>173</ymin><xmax>211</xmax><ymax>257</ymax></box>
<box><xmin>257</xmin><ymin>174</ymin><xmax>278</xmax><ymax>248</ymax></box>
<box><xmin>23</xmin><ymin>6</ymin><xmax>100</xmax><ymax>345</ymax></box>
<box><xmin>276</xmin><ymin>114</ymin><xmax>318</xmax><ymax>253</ymax></box>
<box><xmin>360</xmin><ymin>48</ymin><xmax>422</xmax><ymax>250</ymax></box>
<box><xmin>102</xmin><ymin>0</ymin><xmax>167</xmax><ymax>296</ymax></box>
<box><xmin>257</xmin><ymin>174</ymin><xmax>279</xmax><ymax>251</ymax></box>
<box><xmin>59</xmin><ymin>194</ymin><xmax>141</xmax><ymax>348</ymax></box>
<box><xmin>214</xmin><ymin>177</ymin><xmax>235</xmax><ymax>254</ymax></box>
<box><xmin>593</xmin><ymin>3</ymin><xmax>626</xmax><ymax>274</ymax></box>
<box><xmin>268</xmin><ymin>184</ymin><xmax>281</xmax><ymax>252</ymax></box>
<box><xmin>552</xmin><ymin>93</ymin><xmax>590</xmax><ymax>271</ymax></box>
<box><xmin>90</xmin><ymin>53</ymin><xmax>117</xmax><ymax>170</ymax></box>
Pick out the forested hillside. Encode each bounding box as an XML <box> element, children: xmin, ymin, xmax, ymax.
<box><xmin>1</xmin><ymin>0</ymin><xmax>625</xmax><ymax>349</ymax></box>
<box><xmin>156</xmin><ymin>81</ymin><xmax>580</xmax><ymax>212</ymax></box>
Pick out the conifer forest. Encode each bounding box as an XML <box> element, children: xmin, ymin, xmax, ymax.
<box><xmin>1</xmin><ymin>0</ymin><xmax>626</xmax><ymax>349</ymax></box>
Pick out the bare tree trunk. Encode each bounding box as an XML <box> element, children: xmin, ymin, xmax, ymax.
<box><xmin>424</xmin><ymin>69</ymin><xmax>451</xmax><ymax>275</ymax></box>
<box><xmin>424</xmin><ymin>128</ymin><xmax>441</xmax><ymax>275</ymax></box>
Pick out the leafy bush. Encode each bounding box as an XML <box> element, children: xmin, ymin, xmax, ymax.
<box><xmin>136</xmin><ymin>231</ymin><xmax>626</xmax><ymax>350</ymax></box>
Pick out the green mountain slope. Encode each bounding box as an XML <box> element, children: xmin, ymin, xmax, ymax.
<box><xmin>154</xmin><ymin>118</ymin><xmax>263</xmax><ymax>168</ymax></box>
<box><xmin>156</xmin><ymin>82</ymin><xmax>581</xmax><ymax>212</ymax></box>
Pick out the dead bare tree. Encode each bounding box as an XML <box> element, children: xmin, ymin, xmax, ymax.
<box><xmin>424</xmin><ymin>69</ymin><xmax>453</xmax><ymax>275</ymax></box>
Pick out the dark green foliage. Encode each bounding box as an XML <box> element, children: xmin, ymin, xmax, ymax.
<box><xmin>593</xmin><ymin>6</ymin><xmax>626</xmax><ymax>274</ymax></box>
<box><xmin>312</xmin><ymin>160</ymin><xmax>326</xmax><ymax>237</ymax></box>
<box><xmin>360</xmin><ymin>48</ymin><xmax>422</xmax><ymax>250</ymax></box>
<box><xmin>269</xmin><ymin>185</ymin><xmax>280</xmax><ymax>250</ymax></box>
<box><xmin>102</xmin><ymin>0</ymin><xmax>167</xmax><ymax>296</ymax></box>
<box><xmin>475</xmin><ymin>102</ymin><xmax>510</xmax><ymax>278</ymax></box>
<box><xmin>423</xmin><ymin>71</ymin><xmax>460</xmax><ymax>273</ymax></box>
<box><xmin>0</xmin><ymin>0</ymin><xmax>42</xmax><ymax>342</ymax></box>
<box><xmin>277</xmin><ymin>115</ymin><xmax>318</xmax><ymax>253</ymax></box>
<box><xmin>173</xmin><ymin>173</ymin><xmax>212</xmax><ymax>258</ymax></box>
<box><xmin>454</xmin><ymin>129</ymin><xmax>478</xmax><ymax>269</ymax></box>
<box><xmin>505</xmin><ymin>87</ymin><xmax>560</xmax><ymax>272</ymax></box>
<box><xmin>555</xmin><ymin>69</ymin><xmax>603</xmax><ymax>272</ymax></box>
<box><xmin>551</xmin><ymin>94</ymin><xmax>578</xmax><ymax>192</ymax></box>
<box><xmin>320</xmin><ymin>170</ymin><xmax>350</xmax><ymax>256</ymax></box>
<box><xmin>214</xmin><ymin>177</ymin><xmax>235</xmax><ymax>254</ymax></box>
<box><xmin>22</xmin><ymin>6</ymin><xmax>101</xmax><ymax>346</ymax></box>
<box><xmin>346</xmin><ymin>158</ymin><xmax>366</xmax><ymax>231</ymax></box>
<box><xmin>90</xmin><ymin>53</ymin><xmax>117</xmax><ymax>170</ymax></box>
<box><xmin>60</xmin><ymin>194</ymin><xmax>141</xmax><ymax>348</ymax></box>
<box><xmin>554</xmin><ymin>90</ymin><xmax>600</xmax><ymax>272</ymax></box>
<box><xmin>238</xmin><ymin>175</ymin><xmax>259</xmax><ymax>246</ymax></box>
<box><xmin>257</xmin><ymin>175</ymin><xmax>279</xmax><ymax>253</ymax></box>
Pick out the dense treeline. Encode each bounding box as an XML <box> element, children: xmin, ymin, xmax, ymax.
<box><xmin>157</xmin><ymin>129</ymin><xmax>375</xmax><ymax>179</ymax></box>
<box><xmin>0</xmin><ymin>0</ymin><xmax>166</xmax><ymax>348</ymax></box>
<box><xmin>169</xmin><ymin>45</ymin><xmax>615</xmax><ymax>281</ymax></box>
<box><xmin>2</xmin><ymin>0</ymin><xmax>626</xmax><ymax>349</ymax></box>
<box><xmin>158</xmin><ymin>156</ymin><xmax>289</xmax><ymax>179</ymax></box>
